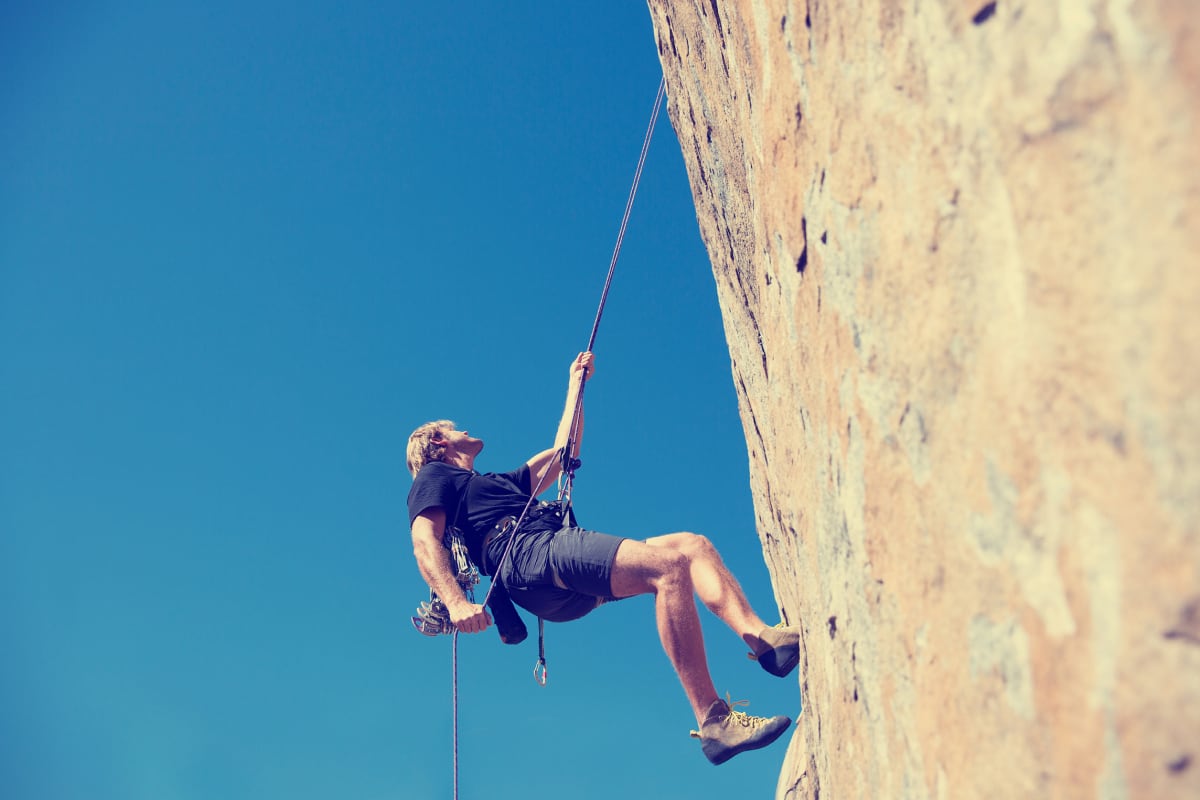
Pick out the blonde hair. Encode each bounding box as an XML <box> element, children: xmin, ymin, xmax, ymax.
<box><xmin>406</xmin><ymin>419</ymin><xmax>455</xmax><ymax>477</ymax></box>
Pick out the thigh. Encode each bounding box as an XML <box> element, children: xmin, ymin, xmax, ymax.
<box><xmin>609</xmin><ymin>536</ymin><xmax>687</xmax><ymax>599</ymax></box>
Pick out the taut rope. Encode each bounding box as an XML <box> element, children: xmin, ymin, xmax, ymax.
<box><xmin>451</xmin><ymin>77</ymin><xmax>666</xmax><ymax>800</ymax></box>
<box><xmin>560</xmin><ymin>76</ymin><xmax>666</xmax><ymax>501</ymax></box>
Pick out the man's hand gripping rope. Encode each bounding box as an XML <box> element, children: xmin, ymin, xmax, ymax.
<box><xmin>411</xmin><ymin>527</ymin><xmax>483</xmax><ymax>636</ymax></box>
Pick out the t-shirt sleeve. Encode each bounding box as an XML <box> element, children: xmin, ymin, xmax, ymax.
<box><xmin>407</xmin><ymin>462</ymin><xmax>463</xmax><ymax>526</ymax></box>
<box><xmin>499</xmin><ymin>464</ymin><xmax>532</xmax><ymax>495</ymax></box>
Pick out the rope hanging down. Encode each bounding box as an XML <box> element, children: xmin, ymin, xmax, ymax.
<box><xmin>451</xmin><ymin>77</ymin><xmax>666</xmax><ymax>800</ymax></box>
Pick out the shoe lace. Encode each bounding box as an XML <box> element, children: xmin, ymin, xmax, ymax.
<box><xmin>724</xmin><ymin>696</ymin><xmax>769</xmax><ymax>728</ymax></box>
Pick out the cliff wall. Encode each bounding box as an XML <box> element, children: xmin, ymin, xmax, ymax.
<box><xmin>646</xmin><ymin>2</ymin><xmax>1199</xmax><ymax>797</ymax></box>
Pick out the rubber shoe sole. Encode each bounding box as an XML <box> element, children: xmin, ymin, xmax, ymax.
<box><xmin>759</xmin><ymin>645</ymin><xmax>800</xmax><ymax>678</ymax></box>
<box><xmin>699</xmin><ymin>714</ymin><xmax>792</xmax><ymax>765</ymax></box>
<box><xmin>752</xmin><ymin>626</ymin><xmax>801</xmax><ymax>678</ymax></box>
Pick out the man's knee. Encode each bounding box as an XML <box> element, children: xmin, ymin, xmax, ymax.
<box><xmin>653</xmin><ymin>532</ymin><xmax>716</xmax><ymax>562</ymax></box>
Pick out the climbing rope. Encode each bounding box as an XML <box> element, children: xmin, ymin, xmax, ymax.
<box><xmin>450</xmin><ymin>456</ymin><xmax>556</xmax><ymax>799</ymax></box>
<box><xmin>560</xmin><ymin>75</ymin><xmax>666</xmax><ymax>502</ymax></box>
<box><xmin>449</xmin><ymin>77</ymin><xmax>666</xmax><ymax>800</ymax></box>
<box><xmin>452</xmin><ymin>629</ymin><xmax>460</xmax><ymax>799</ymax></box>
<box><xmin>587</xmin><ymin>76</ymin><xmax>666</xmax><ymax>354</ymax></box>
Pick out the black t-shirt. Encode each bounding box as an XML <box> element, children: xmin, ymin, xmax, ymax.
<box><xmin>407</xmin><ymin>461</ymin><xmax>535</xmax><ymax>567</ymax></box>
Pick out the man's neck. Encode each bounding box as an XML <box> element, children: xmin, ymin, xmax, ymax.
<box><xmin>442</xmin><ymin>452</ymin><xmax>475</xmax><ymax>472</ymax></box>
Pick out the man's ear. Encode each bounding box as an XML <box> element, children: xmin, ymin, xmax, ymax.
<box><xmin>430</xmin><ymin>432</ymin><xmax>448</xmax><ymax>446</ymax></box>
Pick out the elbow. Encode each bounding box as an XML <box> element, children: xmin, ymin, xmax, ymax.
<box><xmin>412</xmin><ymin>533</ymin><xmax>436</xmax><ymax>559</ymax></box>
<box><xmin>411</xmin><ymin>529</ymin><xmax>440</xmax><ymax>564</ymax></box>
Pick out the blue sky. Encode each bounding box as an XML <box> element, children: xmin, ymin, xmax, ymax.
<box><xmin>1</xmin><ymin>3</ymin><xmax>801</xmax><ymax>798</ymax></box>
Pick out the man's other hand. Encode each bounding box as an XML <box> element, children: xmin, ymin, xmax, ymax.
<box><xmin>449</xmin><ymin>601</ymin><xmax>493</xmax><ymax>634</ymax></box>
<box><xmin>571</xmin><ymin>351</ymin><xmax>596</xmax><ymax>382</ymax></box>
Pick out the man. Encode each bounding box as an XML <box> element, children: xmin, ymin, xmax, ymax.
<box><xmin>406</xmin><ymin>352</ymin><xmax>801</xmax><ymax>765</ymax></box>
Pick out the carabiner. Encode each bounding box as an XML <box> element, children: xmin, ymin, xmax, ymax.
<box><xmin>532</xmin><ymin>658</ymin><xmax>548</xmax><ymax>687</ymax></box>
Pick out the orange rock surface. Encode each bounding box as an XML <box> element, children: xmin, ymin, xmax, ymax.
<box><xmin>647</xmin><ymin>2</ymin><xmax>1199</xmax><ymax>797</ymax></box>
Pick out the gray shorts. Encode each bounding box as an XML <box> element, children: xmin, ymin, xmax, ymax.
<box><xmin>491</xmin><ymin>526</ymin><xmax>626</xmax><ymax>623</ymax></box>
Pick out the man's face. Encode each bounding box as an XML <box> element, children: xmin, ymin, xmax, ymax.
<box><xmin>437</xmin><ymin>425</ymin><xmax>483</xmax><ymax>456</ymax></box>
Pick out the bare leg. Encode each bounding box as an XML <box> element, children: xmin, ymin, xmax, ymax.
<box><xmin>609</xmin><ymin>539</ymin><xmax>719</xmax><ymax>724</ymax></box>
<box><xmin>644</xmin><ymin>533</ymin><xmax>768</xmax><ymax>644</ymax></box>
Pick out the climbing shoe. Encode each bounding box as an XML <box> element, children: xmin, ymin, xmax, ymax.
<box><xmin>746</xmin><ymin>624</ymin><xmax>801</xmax><ymax>678</ymax></box>
<box><xmin>690</xmin><ymin>695</ymin><xmax>792</xmax><ymax>765</ymax></box>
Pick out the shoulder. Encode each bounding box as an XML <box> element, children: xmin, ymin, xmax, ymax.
<box><xmin>499</xmin><ymin>464</ymin><xmax>531</xmax><ymax>493</ymax></box>
<box><xmin>408</xmin><ymin>462</ymin><xmax>471</xmax><ymax>522</ymax></box>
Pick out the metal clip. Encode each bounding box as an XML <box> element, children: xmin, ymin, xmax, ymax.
<box><xmin>411</xmin><ymin>594</ymin><xmax>454</xmax><ymax>636</ymax></box>
<box><xmin>532</xmin><ymin>616</ymin><xmax>548</xmax><ymax>686</ymax></box>
<box><xmin>532</xmin><ymin>658</ymin><xmax>548</xmax><ymax>687</ymax></box>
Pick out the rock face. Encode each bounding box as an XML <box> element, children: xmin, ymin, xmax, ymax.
<box><xmin>646</xmin><ymin>1</ymin><xmax>1198</xmax><ymax>798</ymax></box>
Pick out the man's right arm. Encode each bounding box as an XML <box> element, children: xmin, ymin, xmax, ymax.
<box><xmin>524</xmin><ymin>352</ymin><xmax>594</xmax><ymax>492</ymax></box>
<box><xmin>411</xmin><ymin>508</ymin><xmax>492</xmax><ymax>634</ymax></box>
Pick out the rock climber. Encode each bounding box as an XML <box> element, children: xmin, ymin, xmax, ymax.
<box><xmin>406</xmin><ymin>351</ymin><xmax>801</xmax><ymax>765</ymax></box>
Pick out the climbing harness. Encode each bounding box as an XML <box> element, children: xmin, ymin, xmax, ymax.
<box><xmin>434</xmin><ymin>77</ymin><xmax>666</xmax><ymax>800</ymax></box>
